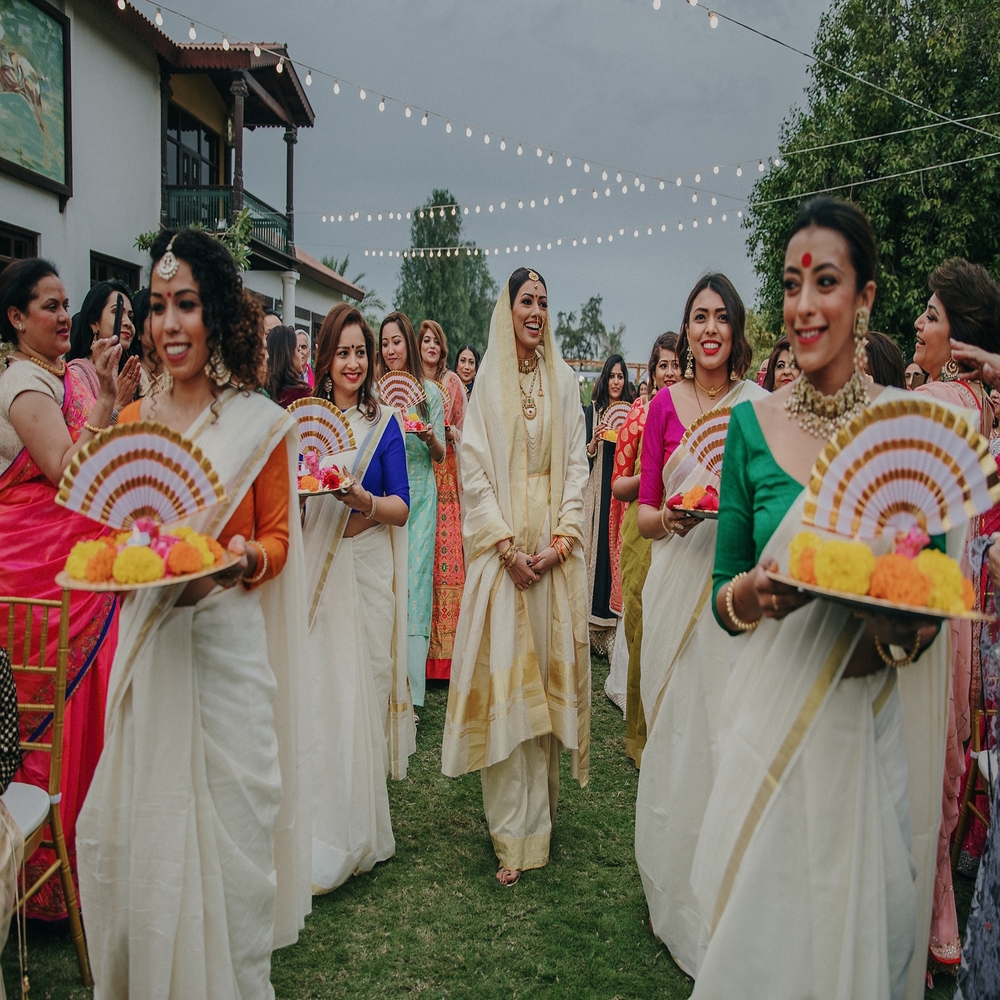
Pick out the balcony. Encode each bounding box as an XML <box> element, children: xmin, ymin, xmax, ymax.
<box><xmin>166</xmin><ymin>186</ymin><xmax>291</xmax><ymax>256</ymax></box>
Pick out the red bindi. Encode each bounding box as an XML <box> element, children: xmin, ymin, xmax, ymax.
<box><xmin>801</xmin><ymin>253</ymin><xmax>812</xmax><ymax>268</ymax></box>
<box><xmin>166</xmin><ymin>291</ymin><xmax>172</xmax><ymax>298</ymax></box>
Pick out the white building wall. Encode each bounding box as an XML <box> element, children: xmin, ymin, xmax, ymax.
<box><xmin>242</xmin><ymin>270</ymin><xmax>347</xmax><ymax>324</ymax></box>
<box><xmin>0</xmin><ymin>0</ymin><xmax>160</xmax><ymax>309</ymax></box>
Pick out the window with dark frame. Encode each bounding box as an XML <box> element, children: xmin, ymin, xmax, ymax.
<box><xmin>166</xmin><ymin>102</ymin><xmax>220</xmax><ymax>188</ymax></box>
<box><xmin>90</xmin><ymin>251</ymin><xmax>140</xmax><ymax>291</ymax></box>
<box><xmin>0</xmin><ymin>223</ymin><xmax>38</xmax><ymax>274</ymax></box>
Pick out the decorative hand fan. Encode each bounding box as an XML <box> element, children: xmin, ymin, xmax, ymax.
<box><xmin>680</xmin><ymin>406</ymin><xmax>732</xmax><ymax>480</ymax></box>
<box><xmin>802</xmin><ymin>398</ymin><xmax>1000</xmax><ymax>539</ymax></box>
<box><xmin>378</xmin><ymin>371</ymin><xmax>426</xmax><ymax>412</ymax></box>
<box><xmin>56</xmin><ymin>421</ymin><xmax>226</xmax><ymax>529</ymax></box>
<box><xmin>602</xmin><ymin>401</ymin><xmax>632</xmax><ymax>433</ymax></box>
<box><xmin>286</xmin><ymin>397</ymin><xmax>356</xmax><ymax>458</ymax></box>
<box><xmin>429</xmin><ymin>379</ymin><xmax>448</xmax><ymax>401</ymax></box>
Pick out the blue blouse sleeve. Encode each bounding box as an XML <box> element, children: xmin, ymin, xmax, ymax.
<box><xmin>360</xmin><ymin>417</ymin><xmax>410</xmax><ymax>507</ymax></box>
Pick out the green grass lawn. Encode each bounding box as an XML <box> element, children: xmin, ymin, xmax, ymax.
<box><xmin>2</xmin><ymin>657</ymin><xmax>972</xmax><ymax>998</ymax></box>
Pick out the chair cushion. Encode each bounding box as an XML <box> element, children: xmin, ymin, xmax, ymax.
<box><xmin>978</xmin><ymin>748</ymin><xmax>999</xmax><ymax>789</ymax></box>
<box><xmin>1</xmin><ymin>782</ymin><xmax>49</xmax><ymax>839</ymax></box>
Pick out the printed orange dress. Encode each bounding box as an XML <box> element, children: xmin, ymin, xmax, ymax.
<box><xmin>427</xmin><ymin>371</ymin><xmax>467</xmax><ymax>680</ymax></box>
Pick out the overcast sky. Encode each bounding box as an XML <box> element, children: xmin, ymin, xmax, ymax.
<box><xmin>153</xmin><ymin>0</ymin><xmax>831</xmax><ymax>360</ymax></box>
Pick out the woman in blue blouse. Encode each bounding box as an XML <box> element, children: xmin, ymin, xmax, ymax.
<box><xmin>303</xmin><ymin>303</ymin><xmax>416</xmax><ymax>893</ymax></box>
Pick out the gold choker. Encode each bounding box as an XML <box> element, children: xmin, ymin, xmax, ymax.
<box><xmin>784</xmin><ymin>368</ymin><xmax>869</xmax><ymax>438</ymax></box>
<box><xmin>26</xmin><ymin>355</ymin><xmax>67</xmax><ymax>378</ymax></box>
<box><xmin>517</xmin><ymin>354</ymin><xmax>539</xmax><ymax>375</ymax></box>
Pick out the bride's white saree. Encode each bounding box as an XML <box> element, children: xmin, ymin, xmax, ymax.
<box><xmin>77</xmin><ymin>389</ymin><xmax>311</xmax><ymax>1000</ymax></box>
<box><xmin>303</xmin><ymin>403</ymin><xmax>414</xmax><ymax>893</ymax></box>
<box><xmin>690</xmin><ymin>485</ymin><xmax>956</xmax><ymax>999</ymax></box>
<box><xmin>634</xmin><ymin>378</ymin><xmax>764</xmax><ymax>977</ymax></box>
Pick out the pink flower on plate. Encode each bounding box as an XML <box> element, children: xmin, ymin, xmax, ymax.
<box><xmin>894</xmin><ymin>525</ymin><xmax>931</xmax><ymax>560</ymax></box>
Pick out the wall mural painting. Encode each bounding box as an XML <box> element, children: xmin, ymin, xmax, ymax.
<box><xmin>0</xmin><ymin>0</ymin><xmax>71</xmax><ymax>197</ymax></box>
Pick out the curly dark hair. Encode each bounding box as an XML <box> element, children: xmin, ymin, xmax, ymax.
<box><xmin>314</xmin><ymin>304</ymin><xmax>379</xmax><ymax>421</ymax></box>
<box><xmin>149</xmin><ymin>229</ymin><xmax>264</xmax><ymax>390</ymax></box>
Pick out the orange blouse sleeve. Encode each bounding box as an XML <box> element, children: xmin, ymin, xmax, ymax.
<box><xmin>117</xmin><ymin>402</ymin><xmax>290</xmax><ymax>588</ymax></box>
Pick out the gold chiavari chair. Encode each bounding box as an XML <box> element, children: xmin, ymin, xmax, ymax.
<box><xmin>0</xmin><ymin>591</ymin><xmax>91</xmax><ymax>987</ymax></box>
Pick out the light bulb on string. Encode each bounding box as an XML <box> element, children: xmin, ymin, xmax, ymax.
<box><xmin>558</xmin><ymin>194</ymin><xmax>564</xmax><ymax>203</ymax></box>
<box><xmin>736</xmin><ymin>165</ymin><xmax>742</xmax><ymax>177</ymax></box>
<box><xmin>445</xmin><ymin>120</ymin><xmax>452</xmax><ymax>133</ymax></box>
<box><xmin>571</xmin><ymin>188</ymin><xmax>577</xmax><ymax>195</ymax></box>
<box><xmin>709</xmin><ymin>11</ymin><xmax>719</xmax><ymax>28</ymax></box>
<box><xmin>548</xmin><ymin>152</ymin><xmax>554</xmax><ymax>164</ymax></box>
<box><xmin>500</xmin><ymin>139</ymin><xmax>506</xmax><ymax>150</ymax></box>
<box><xmin>676</xmin><ymin>177</ymin><xmax>682</xmax><ymax>186</ymax></box>
<box><xmin>543</xmin><ymin>196</ymin><xmax>549</xmax><ymax>205</ymax></box>
<box><xmin>693</xmin><ymin>219</ymin><xmax>699</xmax><ymax>228</ymax></box>
<box><xmin>518</xmin><ymin>199</ymin><xmax>523</xmax><ymax>209</ymax></box>
<box><xmin>774</xmin><ymin>155</ymin><xmax>782</xmax><ymax>166</ymax></box>
<box><xmin>466</xmin><ymin>125</ymin><xmax>473</xmax><ymax>138</ymax></box>
<box><xmin>421</xmin><ymin>111</ymin><xmax>428</xmax><ymax>126</ymax></box>
<box><xmin>451</xmin><ymin>206</ymin><xmax>457</xmax><ymax>216</ymax></box>
<box><xmin>117</xmin><ymin>0</ymin><xmax>125</xmax><ymax>10</ymax></box>
<box><xmin>653</xmin><ymin>0</ymin><xmax>661</xmax><ymax>8</ymax></box>
<box><xmin>584</xmin><ymin>162</ymin><xmax>590</xmax><ymax>173</ymax></box>
<box><xmin>484</xmin><ymin>133</ymin><xmax>490</xmax><ymax>143</ymax></box>
<box><xmin>616</xmin><ymin>172</ymin><xmax>622</xmax><ymax>183</ymax></box>
<box><xmin>223</xmin><ymin>35</ymin><xmax>231</xmax><ymax>51</ymax></box>
<box><xmin>659</xmin><ymin>180</ymin><xmax>665</xmax><ymax>190</ymax></box>
<box><xmin>692</xmin><ymin>192</ymin><xmax>697</xmax><ymax>202</ymax></box>
<box><xmin>489</xmin><ymin>203</ymin><xmax>494</xmax><ymax>212</ymax></box>
<box><xmin>622</xmin><ymin>185</ymin><xmax>627</xmax><ymax>194</ymax></box>
<box><xmin>713</xmin><ymin>165</ymin><xmax>719</xmax><ymax>174</ymax></box>
<box><xmin>640</xmin><ymin>182</ymin><xmax>645</xmax><ymax>191</ymax></box>
<box><xmin>155</xmin><ymin>8</ymin><xmax>163</xmax><ymax>25</ymax></box>
<box><xmin>276</xmin><ymin>57</ymin><xmax>284</xmax><ymax>74</ymax></box>
<box><xmin>707</xmin><ymin>216</ymin><xmax>713</xmax><ymax>224</ymax></box>
<box><xmin>592</xmin><ymin>189</ymin><xmax>598</xmax><ymax>199</ymax></box>
<box><xmin>254</xmin><ymin>45</ymin><xmax>262</xmax><ymax>57</ymax></box>
<box><xmin>359</xmin><ymin>87</ymin><xmax>366</xmax><ymax>99</ymax></box>
<box><xmin>530</xmin><ymin>199</ymin><xmax>536</xmax><ymax>208</ymax></box>
<box><xmin>711</xmin><ymin>196</ymin><xmax>717</xmax><ymax>205</ymax></box>
<box><xmin>476</xmin><ymin>205</ymin><xmax>481</xmax><ymax>213</ymax></box>
<box><xmin>379</xmin><ymin>97</ymin><xmax>385</xmax><ymax>111</ymax></box>
<box><xmin>334</xmin><ymin>79</ymin><xmax>340</xmax><ymax>94</ymax></box>
<box><xmin>601</xmin><ymin>169</ymin><xmax>608</xmax><ymax>181</ymax></box>
<box><xmin>695</xmin><ymin>173</ymin><xmax>701</xmax><ymax>183</ymax></box>
<box><xmin>758</xmin><ymin>160</ymin><xmax>765</xmax><ymax>171</ymax></box>
<box><xmin>566</xmin><ymin>157</ymin><xmax>572</xmax><ymax>167</ymax></box>
<box><xmin>517</xmin><ymin>143</ymin><xmax>523</xmax><ymax>155</ymax></box>
<box><xmin>536</xmin><ymin>147</ymin><xmax>543</xmax><ymax>157</ymax></box>
<box><xmin>737</xmin><ymin>210</ymin><xmax>743</xmax><ymax>218</ymax></box>
<box><xmin>404</xmin><ymin>104</ymin><xmax>410</xmax><ymax>116</ymax></box>
<box><xmin>188</xmin><ymin>22</ymin><xmax>196</xmax><ymax>39</ymax></box>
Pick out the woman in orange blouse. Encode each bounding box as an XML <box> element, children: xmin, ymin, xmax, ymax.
<box><xmin>77</xmin><ymin>229</ymin><xmax>310</xmax><ymax>998</ymax></box>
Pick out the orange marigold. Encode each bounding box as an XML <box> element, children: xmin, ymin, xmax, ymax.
<box><xmin>962</xmin><ymin>577</ymin><xmax>975</xmax><ymax>612</ymax></box>
<box><xmin>299</xmin><ymin>475</ymin><xmax>320</xmax><ymax>493</ymax></box>
<box><xmin>797</xmin><ymin>548</ymin><xmax>818</xmax><ymax>585</ymax></box>
<box><xmin>205</xmin><ymin>536</ymin><xmax>225</xmax><ymax>565</ymax></box>
<box><xmin>868</xmin><ymin>553</ymin><xmax>932</xmax><ymax>607</ymax></box>
<box><xmin>681</xmin><ymin>485</ymin><xmax>707</xmax><ymax>509</ymax></box>
<box><xmin>167</xmin><ymin>541</ymin><xmax>204</xmax><ymax>576</ymax></box>
<box><xmin>85</xmin><ymin>546</ymin><xmax>116</xmax><ymax>583</ymax></box>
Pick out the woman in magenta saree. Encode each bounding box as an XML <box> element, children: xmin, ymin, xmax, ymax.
<box><xmin>0</xmin><ymin>259</ymin><xmax>120</xmax><ymax>919</ymax></box>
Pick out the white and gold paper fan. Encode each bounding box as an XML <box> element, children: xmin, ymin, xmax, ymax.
<box><xmin>56</xmin><ymin>421</ymin><xmax>226</xmax><ymax>529</ymax></box>
<box><xmin>680</xmin><ymin>406</ymin><xmax>732</xmax><ymax>480</ymax></box>
<box><xmin>802</xmin><ymin>397</ymin><xmax>1000</xmax><ymax>539</ymax></box>
<box><xmin>286</xmin><ymin>396</ymin><xmax>356</xmax><ymax>458</ymax></box>
<box><xmin>429</xmin><ymin>379</ymin><xmax>448</xmax><ymax>402</ymax></box>
<box><xmin>602</xmin><ymin>401</ymin><xmax>632</xmax><ymax>433</ymax></box>
<box><xmin>378</xmin><ymin>371</ymin><xmax>426</xmax><ymax>412</ymax></box>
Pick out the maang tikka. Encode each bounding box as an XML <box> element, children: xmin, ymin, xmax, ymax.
<box><xmin>157</xmin><ymin>235</ymin><xmax>180</xmax><ymax>281</ymax></box>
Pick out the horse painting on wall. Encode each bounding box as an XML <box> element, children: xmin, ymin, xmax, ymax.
<box><xmin>0</xmin><ymin>0</ymin><xmax>71</xmax><ymax>198</ymax></box>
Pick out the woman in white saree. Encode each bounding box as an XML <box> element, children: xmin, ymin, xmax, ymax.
<box><xmin>694</xmin><ymin>198</ymin><xmax>954</xmax><ymax>1000</ymax></box>
<box><xmin>303</xmin><ymin>303</ymin><xmax>414</xmax><ymax>893</ymax></box>
<box><xmin>633</xmin><ymin>273</ymin><xmax>763</xmax><ymax>976</ymax></box>
<box><xmin>77</xmin><ymin>229</ymin><xmax>311</xmax><ymax>999</ymax></box>
<box><xmin>442</xmin><ymin>268</ymin><xmax>590</xmax><ymax>886</ymax></box>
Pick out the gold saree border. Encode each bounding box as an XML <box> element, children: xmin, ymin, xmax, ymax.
<box><xmin>710</xmin><ymin>618</ymin><xmax>857</xmax><ymax>934</ymax></box>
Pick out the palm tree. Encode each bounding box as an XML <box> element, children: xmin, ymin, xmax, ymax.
<box><xmin>322</xmin><ymin>254</ymin><xmax>387</xmax><ymax>331</ymax></box>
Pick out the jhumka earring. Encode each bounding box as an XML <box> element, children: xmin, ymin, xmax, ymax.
<box><xmin>205</xmin><ymin>347</ymin><xmax>230</xmax><ymax>386</ymax></box>
<box><xmin>853</xmin><ymin>307</ymin><xmax>870</xmax><ymax>370</ymax></box>
<box><xmin>684</xmin><ymin>355</ymin><xmax>694</xmax><ymax>380</ymax></box>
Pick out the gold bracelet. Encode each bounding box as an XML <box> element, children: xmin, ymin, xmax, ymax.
<box><xmin>364</xmin><ymin>492</ymin><xmax>378</xmax><ymax>520</ymax></box>
<box><xmin>498</xmin><ymin>542</ymin><xmax>517</xmax><ymax>569</ymax></box>
<box><xmin>83</xmin><ymin>421</ymin><xmax>105</xmax><ymax>434</ymax></box>
<box><xmin>874</xmin><ymin>633</ymin><xmax>921</xmax><ymax>668</ymax></box>
<box><xmin>660</xmin><ymin>506</ymin><xmax>673</xmax><ymax>537</ymax></box>
<box><xmin>245</xmin><ymin>541</ymin><xmax>268</xmax><ymax>585</ymax></box>
<box><xmin>726</xmin><ymin>571</ymin><xmax>760</xmax><ymax>632</ymax></box>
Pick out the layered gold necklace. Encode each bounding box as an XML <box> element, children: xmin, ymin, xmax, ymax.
<box><xmin>784</xmin><ymin>368</ymin><xmax>869</xmax><ymax>438</ymax></box>
<box><xmin>518</xmin><ymin>353</ymin><xmax>541</xmax><ymax>419</ymax></box>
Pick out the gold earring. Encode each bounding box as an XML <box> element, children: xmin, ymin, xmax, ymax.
<box><xmin>204</xmin><ymin>347</ymin><xmax>230</xmax><ymax>386</ymax></box>
<box><xmin>684</xmin><ymin>355</ymin><xmax>694</xmax><ymax>380</ymax></box>
<box><xmin>853</xmin><ymin>307</ymin><xmax>870</xmax><ymax>370</ymax></box>
<box><xmin>941</xmin><ymin>356</ymin><xmax>961</xmax><ymax>382</ymax></box>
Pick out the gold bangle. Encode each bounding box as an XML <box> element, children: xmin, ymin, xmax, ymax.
<box><xmin>660</xmin><ymin>506</ymin><xmax>672</xmax><ymax>537</ymax></box>
<box><xmin>726</xmin><ymin>571</ymin><xmax>760</xmax><ymax>632</ymax></box>
<box><xmin>874</xmin><ymin>633</ymin><xmax>921</xmax><ymax>667</ymax></box>
<box><xmin>363</xmin><ymin>491</ymin><xmax>378</xmax><ymax>521</ymax></box>
<box><xmin>83</xmin><ymin>421</ymin><xmax>105</xmax><ymax>434</ymax></box>
<box><xmin>245</xmin><ymin>541</ymin><xmax>268</xmax><ymax>585</ymax></box>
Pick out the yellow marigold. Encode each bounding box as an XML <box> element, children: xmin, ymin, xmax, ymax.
<box><xmin>869</xmin><ymin>553</ymin><xmax>932</xmax><ymax>607</ymax></box>
<box><xmin>914</xmin><ymin>548</ymin><xmax>972</xmax><ymax>613</ymax></box>
<box><xmin>166</xmin><ymin>527</ymin><xmax>214</xmax><ymax>569</ymax></box>
<box><xmin>789</xmin><ymin>531</ymin><xmax>822</xmax><ymax>580</ymax></box>
<box><xmin>167</xmin><ymin>541</ymin><xmax>204</xmax><ymax>576</ymax></box>
<box><xmin>85</xmin><ymin>546</ymin><xmax>116</xmax><ymax>583</ymax></box>
<box><xmin>205</xmin><ymin>536</ymin><xmax>225</xmax><ymax>565</ymax></box>
<box><xmin>112</xmin><ymin>546</ymin><xmax>165</xmax><ymax>585</ymax></box>
<box><xmin>681</xmin><ymin>485</ymin><xmax>707</xmax><ymax>509</ymax></box>
<box><xmin>814</xmin><ymin>539</ymin><xmax>875</xmax><ymax>595</ymax></box>
<box><xmin>65</xmin><ymin>540</ymin><xmax>110</xmax><ymax>581</ymax></box>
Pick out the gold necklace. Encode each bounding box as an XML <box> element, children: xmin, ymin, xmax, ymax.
<box><xmin>694</xmin><ymin>375</ymin><xmax>725</xmax><ymax>400</ymax></box>
<box><xmin>519</xmin><ymin>365</ymin><xmax>540</xmax><ymax>419</ymax></box>
<box><xmin>25</xmin><ymin>354</ymin><xmax>67</xmax><ymax>378</ymax></box>
<box><xmin>784</xmin><ymin>367</ymin><xmax>869</xmax><ymax>438</ymax></box>
<box><xmin>517</xmin><ymin>354</ymin><xmax>539</xmax><ymax>375</ymax></box>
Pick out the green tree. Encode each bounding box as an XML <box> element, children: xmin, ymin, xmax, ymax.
<box><xmin>394</xmin><ymin>189</ymin><xmax>497</xmax><ymax>361</ymax></box>
<box><xmin>554</xmin><ymin>295</ymin><xmax>625</xmax><ymax>361</ymax></box>
<box><xmin>746</xmin><ymin>0</ymin><xmax>1000</xmax><ymax>355</ymax></box>
<box><xmin>321</xmin><ymin>253</ymin><xmax>387</xmax><ymax>331</ymax></box>
<box><xmin>746</xmin><ymin>308</ymin><xmax>778</xmax><ymax>377</ymax></box>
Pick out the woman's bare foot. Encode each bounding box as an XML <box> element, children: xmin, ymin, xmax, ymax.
<box><xmin>496</xmin><ymin>866</ymin><xmax>520</xmax><ymax>887</ymax></box>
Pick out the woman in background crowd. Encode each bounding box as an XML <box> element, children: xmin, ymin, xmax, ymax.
<box><xmin>761</xmin><ymin>335</ymin><xmax>799</xmax><ymax>392</ymax></box>
<box><xmin>305</xmin><ymin>303</ymin><xmax>413</xmax><ymax>893</ymax></box>
<box><xmin>905</xmin><ymin>359</ymin><xmax>929</xmax><ymax>390</ymax></box>
<box><xmin>267</xmin><ymin>325</ymin><xmax>312</xmax><ymax>408</ymax></box>
<box><xmin>911</xmin><ymin>258</ymin><xmax>1000</xmax><ymax>977</ymax></box>
<box><xmin>455</xmin><ymin>343</ymin><xmax>480</xmax><ymax>398</ymax></box>
<box><xmin>583</xmin><ymin>354</ymin><xmax>635</xmax><ymax>655</ymax></box>
<box><xmin>443</xmin><ymin>268</ymin><xmax>590</xmax><ymax>888</ymax></box>
<box><xmin>420</xmin><ymin>320</ymin><xmax>466</xmax><ymax>682</ymax></box>
<box><xmin>0</xmin><ymin>259</ymin><xmax>121</xmax><ymax>920</ymax></box>
<box><xmin>66</xmin><ymin>280</ymin><xmax>141</xmax><ymax>411</ymax></box>
<box><xmin>606</xmin><ymin>331</ymin><xmax>680</xmax><ymax>751</ymax></box>
<box><xmin>78</xmin><ymin>228</ymin><xmax>311</xmax><ymax>995</ymax></box>
<box><xmin>131</xmin><ymin>287</ymin><xmax>165</xmax><ymax>397</ymax></box>
<box><xmin>380</xmin><ymin>312</ymin><xmax>445</xmax><ymax>718</ymax></box>
<box><xmin>863</xmin><ymin>330</ymin><xmax>907</xmax><ymax>389</ymax></box>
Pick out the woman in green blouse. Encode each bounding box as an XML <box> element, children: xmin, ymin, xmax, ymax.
<box><xmin>693</xmin><ymin>197</ymin><xmax>953</xmax><ymax>999</ymax></box>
